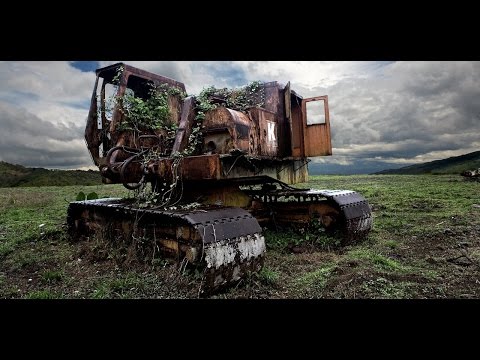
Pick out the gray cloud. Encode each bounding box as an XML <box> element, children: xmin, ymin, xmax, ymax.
<box><xmin>300</xmin><ymin>61</ymin><xmax>480</xmax><ymax>170</ymax></box>
<box><xmin>0</xmin><ymin>61</ymin><xmax>479</xmax><ymax>173</ymax></box>
<box><xmin>0</xmin><ymin>61</ymin><xmax>94</xmax><ymax>105</ymax></box>
<box><xmin>0</xmin><ymin>101</ymin><xmax>90</xmax><ymax>168</ymax></box>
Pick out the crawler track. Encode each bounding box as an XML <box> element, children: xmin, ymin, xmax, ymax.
<box><xmin>242</xmin><ymin>178</ymin><xmax>372</xmax><ymax>244</ymax></box>
<box><xmin>67</xmin><ymin>199</ymin><xmax>265</xmax><ymax>292</ymax></box>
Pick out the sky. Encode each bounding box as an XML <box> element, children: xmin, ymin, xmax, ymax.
<box><xmin>0</xmin><ymin>61</ymin><xmax>479</xmax><ymax>174</ymax></box>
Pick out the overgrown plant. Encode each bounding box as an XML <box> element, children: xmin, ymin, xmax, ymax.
<box><xmin>264</xmin><ymin>219</ymin><xmax>342</xmax><ymax>252</ymax></box>
<box><xmin>75</xmin><ymin>191</ymin><xmax>98</xmax><ymax>201</ymax></box>
<box><xmin>107</xmin><ymin>66</ymin><xmax>186</xmax><ymax>144</ymax></box>
<box><xmin>103</xmin><ymin>67</ymin><xmax>266</xmax><ymax>207</ymax></box>
<box><xmin>117</xmin><ymin>84</ymin><xmax>182</xmax><ymax>138</ymax></box>
<box><xmin>181</xmin><ymin>81</ymin><xmax>266</xmax><ymax>156</ymax></box>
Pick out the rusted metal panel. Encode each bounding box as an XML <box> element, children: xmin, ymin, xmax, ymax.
<box><xmin>150</xmin><ymin>155</ymin><xmax>221</xmax><ymax>181</ymax></box>
<box><xmin>85</xmin><ymin>63</ymin><xmax>332</xmax><ymax>189</ymax></box>
<box><xmin>181</xmin><ymin>155</ymin><xmax>221</xmax><ymax>180</ymax></box>
<box><xmin>263</xmin><ymin>81</ymin><xmax>280</xmax><ymax>113</ymax></box>
<box><xmin>172</xmin><ymin>96</ymin><xmax>196</xmax><ymax>153</ymax></box>
<box><xmin>302</xmin><ymin>95</ymin><xmax>332</xmax><ymax>156</ymax></box>
<box><xmin>263</xmin><ymin>82</ymin><xmax>288</xmax><ymax>157</ymax></box>
<box><xmin>85</xmin><ymin>75</ymin><xmax>101</xmax><ymax>165</ymax></box>
<box><xmin>96</xmin><ymin>62</ymin><xmax>186</xmax><ymax>93</ymax></box>
<box><xmin>151</xmin><ymin>154</ymin><xmax>303</xmax><ymax>184</ymax></box>
<box><xmin>151</xmin><ymin>153</ymin><xmax>308</xmax><ymax>186</ymax></box>
<box><xmin>284</xmin><ymin>81</ymin><xmax>293</xmax><ymax>157</ymax></box>
<box><xmin>203</xmin><ymin>107</ymin><xmax>253</xmax><ymax>154</ymax></box>
<box><xmin>278</xmin><ymin>159</ymin><xmax>308</xmax><ymax>184</ymax></box>
<box><xmin>167</xmin><ymin>94</ymin><xmax>182</xmax><ymax>125</ymax></box>
<box><xmin>291</xmin><ymin>96</ymin><xmax>304</xmax><ymax>157</ymax></box>
<box><xmin>248</xmin><ymin>108</ymin><xmax>278</xmax><ymax>157</ymax></box>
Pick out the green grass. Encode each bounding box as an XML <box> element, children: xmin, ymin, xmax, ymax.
<box><xmin>307</xmin><ymin>174</ymin><xmax>479</xmax><ymax>237</ymax></box>
<box><xmin>92</xmin><ymin>285</ymin><xmax>111</xmax><ymax>299</ymax></box>
<box><xmin>0</xmin><ymin>161</ymin><xmax>103</xmax><ymax>187</ymax></box>
<box><xmin>258</xmin><ymin>267</ymin><xmax>280</xmax><ymax>285</ymax></box>
<box><xmin>359</xmin><ymin>277</ymin><xmax>410</xmax><ymax>298</ymax></box>
<box><xmin>41</xmin><ymin>270</ymin><xmax>64</xmax><ymax>284</ymax></box>
<box><xmin>346</xmin><ymin>248</ymin><xmax>407</xmax><ymax>272</ymax></box>
<box><xmin>5</xmin><ymin>247</ymin><xmax>54</xmax><ymax>271</ymax></box>
<box><xmin>293</xmin><ymin>264</ymin><xmax>335</xmax><ymax>297</ymax></box>
<box><xmin>0</xmin><ymin>184</ymin><xmax>129</xmax><ymax>256</ymax></box>
<box><xmin>263</xmin><ymin>225</ymin><xmax>340</xmax><ymax>251</ymax></box>
<box><xmin>1</xmin><ymin>174</ymin><xmax>479</xmax><ymax>299</ymax></box>
<box><xmin>384</xmin><ymin>240</ymin><xmax>398</xmax><ymax>249</ymax></box>
<box><xmin>91</xmin><ymin>273</ymin><xmax>152</xmax><ymax>299</ymax></box>
<box><xmin>26</xmin><ymin>290</ymin><xmax>60</xmax><ymax>299</ymax></box>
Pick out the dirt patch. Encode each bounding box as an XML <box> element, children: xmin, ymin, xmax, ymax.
<box><xmin>2</xmin><ymin>224</ymin><xmax>480</xmax><ymax>299</ymax></box>
<box><xmin>385</xmin><ymin>225</ymin><xmax>480</xmax><ymax>298</ymax></box>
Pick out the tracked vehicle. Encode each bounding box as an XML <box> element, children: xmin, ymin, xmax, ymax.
<box><xmin>67</xmin><ymin>63</ymin><xmax>372</xmax><ymax>291</ymax></box>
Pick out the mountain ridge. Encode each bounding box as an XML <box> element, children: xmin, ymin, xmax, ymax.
<box><xmin>0</xmin><ymin>161</ymin><xmax>102</xmax><ymax>187</ymax></box>
<box><xmin>373</xmin><ymin>150</ymin><xmax>480</xmax><ymax>175</ymax></box>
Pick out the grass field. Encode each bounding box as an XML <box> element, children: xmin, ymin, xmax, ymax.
<box><xmin>1</xmin><ymin>175</ymin><xmax>479</xmax><ymax>299</ymax></box>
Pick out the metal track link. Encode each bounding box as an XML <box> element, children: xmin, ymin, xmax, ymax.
<box><xmin>317</xmin><ymin>190</ymin><xmax>373</xmax><ymax>243</ymax></box>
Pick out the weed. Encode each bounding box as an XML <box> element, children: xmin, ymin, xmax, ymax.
<box><xmin>92</xmin><ymin>284</ymin><xmax>110</xmax><ymax>299</ymax></box>
<box><xmin>293</xmin><ymin>264</ymin><xmax>335</xmax><ymax>297</ymax></box>
<box><xmin>384</xmin><ymin>240</ymin><xmax>398</xmax><ymax>249</ymax></box>
<box><xmin>360</xmin><ymin>277</ymin><xmax>409</xmax><ymax>299</ymax></box>
<box><xmin>259</xmin><ymin>267</ymin><xmax>279</xmax><ymax>286</ymax></box>
<box><xmin>263</xmin><ymin>228</ymin><xmax>301</xmax><ymax>250</ymax></box>
<box><xmin>26</xmin><ymin>290</ymin><xmax>58</xmax><ymax>299</ymax></box>
<box><xmin>92</xmin><ymin>273</ymin><xmax>144</xmax><ymax>298</ymax></box>
<box><xmin>75</xmin><ymin>191</ymin><xmax>99</xmax><ymax>201</ymax></box>
<box><xmin>348</xmin><ymin>248</ymin><xmax>406</xmax><ymax>271</ymax></box>
<box><xmin>264</xmin><ymin>225</ymin><xmax>340</xmax><ymax>252</ymax></box>
<box><xmin>41</xmin><ymin>270</ymin><xmax>64</xmax><ymax>284</ymax></box>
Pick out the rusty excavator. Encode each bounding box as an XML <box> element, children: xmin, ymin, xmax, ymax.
<box><xmin>67</xmin><ymin>63</ymin><xmax>372</xmax><ymax>291</ymax></box>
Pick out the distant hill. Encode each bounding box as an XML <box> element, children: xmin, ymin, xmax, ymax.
<box><xmin>374</xmin><ymin>150</ymin><xmax>480</xmax><ymax>175</ymax></box>
<box><xmin>0</xmin><ymin>161</ymin><xmax>102</xmax><ymax>187</ymax></box>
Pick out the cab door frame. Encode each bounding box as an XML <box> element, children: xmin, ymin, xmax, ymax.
<box><xmin>302</xmin><ymin>95</ymin><xmax>332</xmax><ymax>156</ymax></box>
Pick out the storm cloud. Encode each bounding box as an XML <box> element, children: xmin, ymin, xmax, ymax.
<box><xmin>0</xmin><ymin>61</ymin><xmax>479</xmax><ymax>173</ymax></box>
<box><xmin>0</xmin><ymin>101</ymin><xmax>90</xmax><ymax>168</ymax></box>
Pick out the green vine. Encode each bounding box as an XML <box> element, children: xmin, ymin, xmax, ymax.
<box><xmin>197</xmin><ymin>81</ymin><xmax>265</xmax><ymax>112</ymax></box>
<box><xmin>101</xmin><ymin>71</ymin><xmax>265</xmax><ymax>205</ymax></box>
<box><xmin>106</xmin><ymin>66</ymin><xmax>186</xmax><ymax>141</ymax></box>
<box><xmin>181</xmin><ymin>81</ymin><xmax>266</xmax><ymax>156</ymax></box>
<box><xmin>117</xmin><ymin>84</ymin><xmax>185</xmax><ymax>138</ymax></box>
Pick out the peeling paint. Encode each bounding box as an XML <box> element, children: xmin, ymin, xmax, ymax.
<box><xmin>355</xmin><ymin>217</ymin><xmax>373</xmax><ymax>233</ymax></box>
<box><xmin>238</xmin><ymin>234</ymin><xmax>266</xmax><ymax>262</ymax></box>
<box><xmin>204</xmin><ymin>240</ymin><xmax>237</xmax><ymax>269</ymax></box>
<box><xmin>204</xmin><ymin>233</ymin><xmax>266</xmax><ymax>269</ymax></box>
